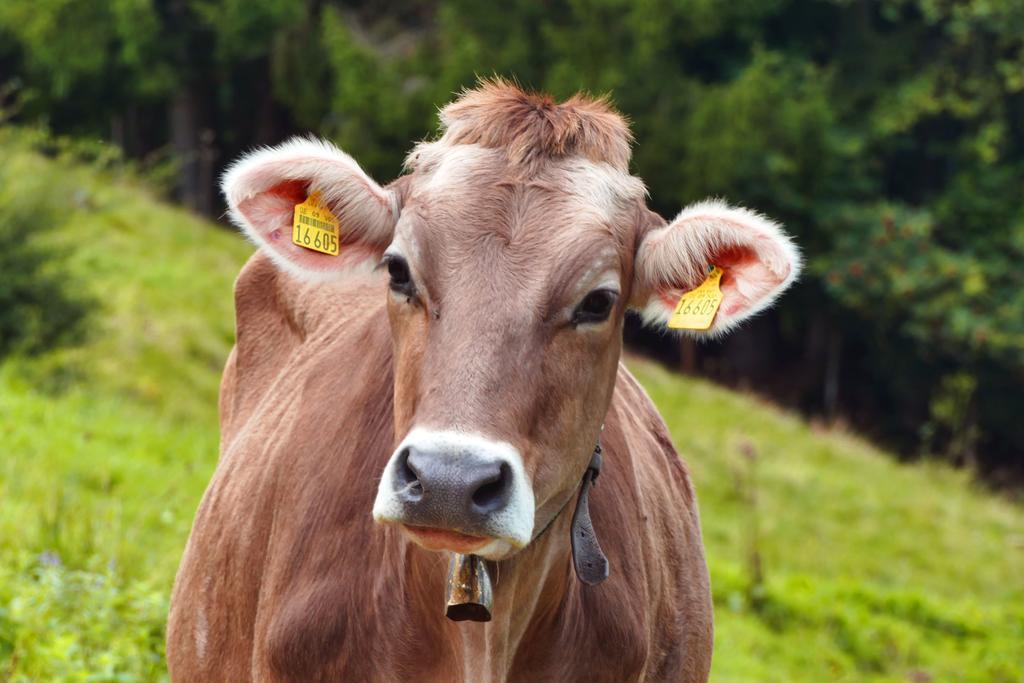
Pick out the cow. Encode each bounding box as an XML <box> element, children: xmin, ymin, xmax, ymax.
<box><xmin>166</xmin><ymin>80</ymin><xmax>801</xmax><ymax>682</ymax></box>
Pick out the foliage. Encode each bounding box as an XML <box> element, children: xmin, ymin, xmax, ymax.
<box><xmin>0</xmin><ymin>130</ymin><xmax>93</xmax><ymax>358</ymax></box>
<box><xmin>0</xmin><ymin>134</ymin><xmax>244</xmax><ymax>680</ymax></box>
<box><xmin>2</xmin><ymin>0</ymin><xmax>1021</xmax><ymax>473</ymax></box>
<box><xmin>635</xmin><ymin>360</ymin><xmax>1024</xmax><ymax>682</ymax></box>
<box><xmin>0</xmin><ymin>139</ymin><xmax>1021</xmax><ymax>680</ymax></box>
<box><xmin>0</xmin><ymin>556</ymin><xmax>168</xmax><ymax>682</ymax></box>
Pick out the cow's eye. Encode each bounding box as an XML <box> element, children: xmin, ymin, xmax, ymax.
<box><xmin>572</xmin><ymin>289</ymin><xmax>618</xmax><ymax>326</ymax></box>
<box><xmin>384</xmin><ymin>255</ymin><xmax>415</xmax><ymax>296</ymax></box>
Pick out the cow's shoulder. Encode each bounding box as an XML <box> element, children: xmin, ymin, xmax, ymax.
<box><xmin>576</xmin><ymin>362</ymin><xmax>712</xmax><ymax>682</ymax></box>
<box><xmin>169</xmin><ymin>251</ymin><xmax>397</xmax><ymax>680</ymax></box>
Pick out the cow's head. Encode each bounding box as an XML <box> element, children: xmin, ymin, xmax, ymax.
<box><xmin>223</xmin><ymin>81</ymin><xmax>800</xmax><ymax>561</ymax></box>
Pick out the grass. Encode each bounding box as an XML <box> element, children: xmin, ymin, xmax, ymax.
<box><xmin>0</xmin><ymin>129</ymin><xmax>247</xmax><ymax>681</ymax></box>
<box><xmin>633</xmin><ymin>362</ymin><xmax>1023</xmax><ymax>682</ymax></box>
<box><xmin>1</xmin><ymin>131</ymin><xmax>1021</xmax><ymax>681</ymax></box>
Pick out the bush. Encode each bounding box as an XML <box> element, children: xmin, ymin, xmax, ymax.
<box><xmin>0</xmin><ymin>131</ymin><xmax>92</xmax><ymax>358</ymax></box>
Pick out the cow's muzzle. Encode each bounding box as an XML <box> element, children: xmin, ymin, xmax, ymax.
<box><xmin>397</xmin><ymin>446</ymin><xmax>513</xmax><ymax>519</ymax></box>
<box><xmin>372</xmin><ymin>429</ymin><xmax>535</xmax><ymax>559</ymax></box>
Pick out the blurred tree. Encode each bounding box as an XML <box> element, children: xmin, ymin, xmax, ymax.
<box><xmin>2</xmin><ymin>0</ymin><xmax>1022</xmax><ymax>478</ymax></box>
<box><xmin>0</xmin><ymin>135</ymin><xmax>93</xmax><ymax>357</ymax></box>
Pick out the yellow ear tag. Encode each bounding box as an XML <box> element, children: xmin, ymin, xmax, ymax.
<box><xmin>667</xmin><ymin>266</ymin><xmax>724</xmax><ymax>331</ymax></box>
<box><xmin>292</xmin><ymin>191</ymin><xmax>340</xmax><ymax>256</ymax></box>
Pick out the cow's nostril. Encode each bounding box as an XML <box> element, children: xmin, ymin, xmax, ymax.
<box><xmin>471</xmin><ymin>462</ymin><xmax>512</xmax><ymax>513</ymax></box>
<box><xmin>395</xmin><ymin>448</ymin><xmax>423</xmax><ymax>500</ymax></box>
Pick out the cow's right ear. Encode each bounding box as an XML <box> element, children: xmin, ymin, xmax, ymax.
<box><xmin>222</xmin><ymin>137</ymin><xmax>399</xmax><ymax>280</ymax></box>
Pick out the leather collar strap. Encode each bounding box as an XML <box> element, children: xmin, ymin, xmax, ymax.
<box><xmin>570</xmin><ymin>443</ymin><xmax>609</xmax><ymax>585</ymax></box>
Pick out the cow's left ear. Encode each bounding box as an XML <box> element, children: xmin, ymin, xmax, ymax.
<box><xmin>222</xmin><ymin>137</ymin><xmax>400</xmax><ymax>281</ymax></box>
<box><xmin>632</xmin><ymin>199</ymin><xmax>801</xmax><ymax>335</ymax></box>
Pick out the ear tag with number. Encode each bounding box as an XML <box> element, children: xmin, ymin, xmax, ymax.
<box><xmin>667</xmin><ymin>266</ymin><xmax>724</xmax><ymax>331</ymax></box>
<box><xmin>292</xmin><ymin>191</ymin><xmax>340</xmax><ymax>256</ymax></box>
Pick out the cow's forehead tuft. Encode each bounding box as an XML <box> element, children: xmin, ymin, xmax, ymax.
<box><xmin>427</xmin><ymin>77</ymin><xmax>634</xmax><ymax>172</ymax></box>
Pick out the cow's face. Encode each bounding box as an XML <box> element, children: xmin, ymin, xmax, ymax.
<box><xmin>223</xmin><ymin>85</ymin><xmax>800</xmax><ymax>560</ymax></box>
<box><xmin>370</xmin><ymin>144</ymin><xmax>646</xmax><ymax>558</ymax></box>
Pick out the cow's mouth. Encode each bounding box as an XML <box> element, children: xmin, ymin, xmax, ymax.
<box><xmin>401</xmin><ymin>524</ymin><xmax>492</xmax><ymax>554</ymax></box>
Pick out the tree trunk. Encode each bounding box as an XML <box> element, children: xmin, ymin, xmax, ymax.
<box><xmin>197</xmin><ymin>128</ymin><xmax>218</xmax><ymax>216</ymax></box>
<box><xmin>170</xmin><ymin>86</ymin><xmax>201</xmax><ymax>211</ymax></box>
<box><xmin>680</xmin><ymin>337</ymin><xmax>697</xmax><ymax>375</ymax></box>
<box><xmin>824</xmin><ymin>326</ymin><xmax>841</xmax><ymax>422</ymax></box>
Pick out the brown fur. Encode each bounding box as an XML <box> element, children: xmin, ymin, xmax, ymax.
<box><xmin>167</xmin><ymin>255</ymin><xmax>712</xmax><ymax>681</ymax></box>
<box><xmin>168</xmin><ymin>82</ymin><xmax>714</xmax><ymax>682</ymax></box>
<box><xmin>436</xmin><ymin>78</ymin><xmax>634</xmax><ymax>172</ymax></box>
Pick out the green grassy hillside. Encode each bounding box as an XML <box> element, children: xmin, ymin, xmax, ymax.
<box><xmin>1</xmin><ymin>134</ymin><xmax>1021</xmax><ymax>682</ymax></box>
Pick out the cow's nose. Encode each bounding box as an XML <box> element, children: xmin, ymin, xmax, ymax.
<box><xmin>395</xmin><ymin>446</ymin><xmax>513</xmax><ymax>520</ymax></box>
<box><xmin>372</xmin><ymin>429</ymin><xmax>535</xmax><ymax>554</ymax></box>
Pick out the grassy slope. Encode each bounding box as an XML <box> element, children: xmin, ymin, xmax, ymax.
<box><xmin>634</xmin><ymin>362</ymin><xmax>1023</xmax><ymax>682</ymax></box>
<box><xmin>1</xmin><ymin>136</ymin><xmax>1021</xmax><ymax>682</ymax></box>
<box><xmin>0</xmin><ymin>133</ymin><xmax>248</xmax><ymax>680</ymax></box>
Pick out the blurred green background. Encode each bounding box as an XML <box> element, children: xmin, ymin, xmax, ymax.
<box><xmin>0</xmin><ymin>1</ymin><xmax>1022</xmax><ymax>681</ymax></box>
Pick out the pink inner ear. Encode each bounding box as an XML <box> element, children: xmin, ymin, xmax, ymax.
<box><xmin>269</xmin><ymin>179</ymin><xmax>308</xmax><ymax>206</ymax></box>
<box><xmin>655</xmin><ymin>244</ymin><xmax>789</xmax><ymax>320</ymax></box>
<box><xmin>237</xmin><ymin>180</ymin><xmax>350</xmax><ymax>275</ymax></box>
<box><xmin>658</xmin><ymin>290</ymin><xmax>681</xmax><ymax>309</ymax></box>
<box><xmin>237</xmin><ymin>179</ymin><xmax>307</xmax><ymax>243</ymax></box>
<box><xmin>262</xmin><ymin>180</ymin><xmax>307</xmax><ymax>243</ymax></box>
<box><xmin>716</xmin><ymin>245</ymin><xmax>789</xmax><ymax>318</ymax></box>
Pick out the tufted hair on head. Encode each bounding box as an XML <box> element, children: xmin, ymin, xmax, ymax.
<box><xmin>430</xmin><ymin>78</ymin><xmax>634</xmax><ymax>173</ymax></box>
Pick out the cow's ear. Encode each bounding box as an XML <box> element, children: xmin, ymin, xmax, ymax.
<box><xmin>222</xmin><ymin>137</ymin><xmax>399</xmax><ymax>280</ymax></box>
<box><xmin>632</xmin><ymin>199</ymin><xmax>801</xmax><ymax>336</ymax></box>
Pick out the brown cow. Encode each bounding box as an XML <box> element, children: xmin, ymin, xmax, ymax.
<box><xmin>167</xmin><ymin>80</ymin><xmax>800</xmax><ymax>681</ymax></box>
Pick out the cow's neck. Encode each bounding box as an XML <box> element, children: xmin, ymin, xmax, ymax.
<box><xmin>406</xmin><ymin>502</ymin><xmax>576</xmax><ymax>681</ymax></box>
<box><xmin>467</xmin><ymin>506</ymin><xmax>575</xmax><ymax>680</ymax></box>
